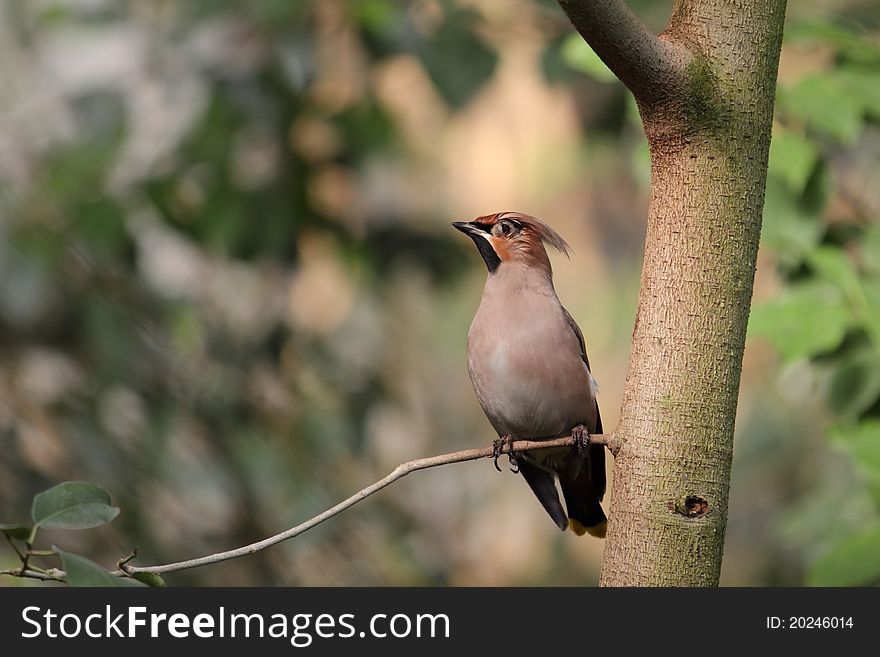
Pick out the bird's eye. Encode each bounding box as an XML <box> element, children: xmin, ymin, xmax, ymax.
<box><xmin>492</xmin><ymin>221</ymin><xmax>513</xmax><ymax>237</ymax></box>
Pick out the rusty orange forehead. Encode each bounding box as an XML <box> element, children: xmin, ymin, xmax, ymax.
<box><xmin>472</xmin><ymin>213</ymin><xmax>502</xmax><ymax>225</ymax></box>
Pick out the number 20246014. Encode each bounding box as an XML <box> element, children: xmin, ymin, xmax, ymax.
<box><xmin>766</xmin><ymin>617</ymin><xmax>854</xmax><ymax>629</ymax></box>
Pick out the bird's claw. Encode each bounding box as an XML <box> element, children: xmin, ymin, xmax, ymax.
<box><xmin>571</xmin><ymin>425</ymin><xmax>591</xmax><ymax>456</ymax></box>
<box><xmin>492</xmin><ymin>437</ymin><xmax>505</xmax><ymax>471</ymax></box>
<box><xmin>492</xmin><ymin>435</ymin><xmax>519</xmax><ymax>473</ymax></box>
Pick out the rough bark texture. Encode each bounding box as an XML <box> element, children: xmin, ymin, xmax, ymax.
<box><xmin>559</xmin><ymin>0</ymin><xmax>787</xmax><ymax>585</ymax></box>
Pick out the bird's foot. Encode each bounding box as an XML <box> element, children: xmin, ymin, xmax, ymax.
<box><xmin>492</xmin><ymin>435</ymin><xmax>519</xmax><ymax>473</ymax></box>
<box><xmin>571</xmin><ymin>425</ymin><xmax>592</xmax><ymax>457</ymax></box>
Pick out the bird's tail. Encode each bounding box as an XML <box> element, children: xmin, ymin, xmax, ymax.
<box><xmin>559</xmin><ymin>443</ymin><xmax>607</xmax><ymax>538</ymax></box>
<box><xmin>518</xmin><ymin>459</ymin><xmax>568</xmax><ymax>531</ymax></box>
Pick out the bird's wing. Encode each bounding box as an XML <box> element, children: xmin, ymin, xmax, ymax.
<box><xmin>562</xmin><ymin>307</ymin><xmax>606</xmax><ymax>508</ymax></box>
<box><xmin>562</xmin><ymin>306</ymin><xmax>591</xmax><ymax>372</ymax></box>
<box><xmin>562</xmin><ymin>306</ymin><xmax>603</xmax><ymax>434</ymax></box>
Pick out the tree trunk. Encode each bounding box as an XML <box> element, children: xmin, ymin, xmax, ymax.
<box><xmin>557</xmin><ymin>0</ymin><xmax>787</xmax><ymax>585</ymax></box>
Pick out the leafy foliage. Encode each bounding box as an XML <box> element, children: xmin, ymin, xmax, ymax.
<box><xmin>57</xmin><ymin>548</ymin><xmax>146</xmax><ymax>588</ymax></box>
<box><xmin>0</xmin><ymin>524</ymin><xmax>32</xmax><ymax>541</ymax></box>
<box><xmin>0</xmin><ymin>0</ymin><xmax>500</xmax><ymax>587</ymax></box>
<box><xmin>2</xmin><ymin>481</ymin><xmax>156</xmax><ymax>586</ymax></box>
<box><xmin>749</xmin><ymin>17</ymin><xmax>880</xmax><ymax>585</ymax></box>
<box><xmin>808</xmin><ymin>524</ymin><xmax>880</xmax><ymax>587</ymax></box>
<box><xmin>748</xmin><ymin>282</ymin><xmax>848</xmax><ymax>362</ymax></box>
<box><xmin>32</xmin><ymin>482</ymin><xmax>120</xmax><ymax>530</ymax></box>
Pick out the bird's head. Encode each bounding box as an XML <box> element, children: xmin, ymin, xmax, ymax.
<box><xmin>452</xmin><ymin>211</ymin><xmax>571</xmax><ymax>276</ymax></box>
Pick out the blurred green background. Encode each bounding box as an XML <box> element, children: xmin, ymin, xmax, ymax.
<box><xmin>1</xmin><ymin>0</ymin><xmax>878</xmax><ymax>586</ymax></box>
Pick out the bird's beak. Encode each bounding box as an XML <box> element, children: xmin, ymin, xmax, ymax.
<box><xmin>452</xmin><ymin>221</ymin><xmax>482</xmax><ymax>236</ymax></box>
<box><xmin>453</xmin><ymin>220</ymin><xmax>500</xmax><ymax>273</ymax></box>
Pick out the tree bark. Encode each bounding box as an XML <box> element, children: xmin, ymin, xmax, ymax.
<box><xmin>557</xmin><ymin>0</ymin><xmax>787</xmax><ymax>585</ymax></box>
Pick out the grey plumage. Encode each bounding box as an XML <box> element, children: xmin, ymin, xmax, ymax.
<box><xmin>454</xmin><ymin>212</ymin><xmax>606</xmax><ymax>537</ymax></box>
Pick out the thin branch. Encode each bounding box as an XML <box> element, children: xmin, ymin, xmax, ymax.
<box><xmin>117</xmin><ymin>548</ymin><xmax>138</xmax><ymax>573</ymax></box>
<box><xmin>26</xmin><ymin>549</ymin><xmax>57</xmax><ymax>557</ymax></box>
<box><xmin>19</xmin><ymin>529</ymin><xmax>36</xmax><ymax>575</ymax></box>
<box><xmin>0</xmin><ymin>567</ymin><xmax>65</xmax><ymax>582</ymax></box>
<box><xmin>119</xmin><ymin>433</ymin><xmax>617</xmax><ymax>577</ymax></box>
<box><xmin>556</xmin><ymin>0</ymin><xmax>690</xmax><ymax>105</ymax></box>
<box><xmin>4</xmin><ymin>534</ymin><xmax>24</xmax><ymax>560</ymax></box>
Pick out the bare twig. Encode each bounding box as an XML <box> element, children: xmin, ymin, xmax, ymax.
<box><xmin>26</xmin><ymin>549</ymin><xmax>57</xmax><ymax>557</ymax></box>
<box><xmin>556</xmin><ymin>0</ymin><xmax>691</xmax><ymax>105</ymax></box>
<box><xmin>4</xmin><ymin>534</ymin><xmax>24</xmax><ymax>560</ymax></box>
<box><xmin>0</xmin><ymin>434</ymin><xmax>615</xmax><ymax>583</ymax></box>
<box><xmin>117</xmin><ymin>548</ymin><xmax>138</xmax><ymax>574</ymax></box>
<box><xmin>19</xmin><ymin>528</ymin><xmax>37</xmax><ymax>575</ymax></box>
<box><xmin>117</xmin><ymin>433</ymin><xmax>616</xmax><ymax>577</ymax></box>
<box><xmin>0</xmin><ymin>567</ymin><xmax>65</xmax><ymax>582</ymax></box>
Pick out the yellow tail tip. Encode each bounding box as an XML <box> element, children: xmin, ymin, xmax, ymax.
<box><xmin>569</xmin><ymin>518</ymin><xmax>607</xmax><ymax>538</ymax></box>
<box><xmin>568</xmin><ymin>519</ymin><xmax>588</xmax><ymax>536</ymax></box>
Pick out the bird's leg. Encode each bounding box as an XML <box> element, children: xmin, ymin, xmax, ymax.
<box><xmin>492</xmin><ymin>435</ymin><xmax>519</xmax><ymax>473</ymax></box>
<box><xmin>492</xmin><ymin>436</ymin><xmax>508</xmax><ymax>472</ymax></box>
<box><xmin>571</xmin><ymin>424</ymin><xmax>592</xmax><ymax>457</ymax></box>
<box><xmin>507</xmin><ymin>445</ymin><xmax>520</xmax><ymax>474</ymax></box>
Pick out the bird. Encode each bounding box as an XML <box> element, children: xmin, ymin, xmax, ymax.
<box><xmin>452</xmin><ymin>211</ymin><xmax>606</xmax><ymax>538</ymax></box>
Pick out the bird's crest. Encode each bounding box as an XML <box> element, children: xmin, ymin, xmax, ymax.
<box><xmin>477</xmin><ymin>211</ymin><xmax>572</xmax><ymax>258</ymax></box>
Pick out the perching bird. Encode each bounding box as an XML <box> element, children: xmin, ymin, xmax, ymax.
<box><xmin>453</xmin><ymin>211</ymin><xmax>606</xmax><ymax>537</ymax></box>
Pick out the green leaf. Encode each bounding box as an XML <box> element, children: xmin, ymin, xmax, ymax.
<box><xmin>829</xmin><ymin>421</ymin><xmax>880</xmax><ymax>474</ymax></box>
<box><xmin>853</xmin><ymin>429</ymin><xmax>880</xmax><ymax>470</ymax></box>
<box><xmin>32</xmin><ymin>482</ymin><xmax>120</xmax><ymax>530</ymax></box>
<box><xmin>0</xmin><ymin>523</ymin><xmax>32</xmax><ymax>540</ymax></box>
<box><xmin>809</xmin><ymin>524</ymin><xmax>880</xmax><ymax>586</ymax></box>
<box><xmin>862</xmin><ymin>226</ymin><xmax>880</xmax><ymax>277</ymax></box>
<box><xmin>849</xmin><ymin>424</ymin><xmax>880</xmax><ymax>505</ymax></box>
<box><xmin>862</xmin><ymin>277</ymin><xmax>880</xmax><ymax>337</ymax></box>
<box><xmin>767</xmin><ymin>129</ymin><xmax>818</xmax><ymax>193</ymax></box>
<box><xmin>781</xmin><ymin>75</ymin><xmax>863</xmax><ymax>144</ymax></box>
<box><xmin>828</xmin><ymin>421</ymin><xmax>880</xmax><ymax>506</ymax></box>
<box><xmin>560</xmin><ymin>34</ymin><xmax>616</xmax><ymax>82</ymax></box>
<box><xmin>827</xmin><ymin>350</ymin><xmax>880</xmax><ymax>418</ymax></box>
<box><xmin>56</xmin><ymin>547</ymin><xmax>147</xmax><ymax>587</ymax></box>
<box><xmin>415</xmin><ymin>7</ymin><xmax>497</xmax><ymax>107</ymax></box>
<box><xmin>132</xmin><ymin>571</ymin><xmax>167</xmax><ymax>587</ymax></box>
<box><xmin>72</xmin><ymin>198</ymin><xmax>128</xmax><ymax>265</ymax></box>
<box><xmin>116</xmin><ymin>577</ymin><xmax>147</xmax><ymax>587</ymax></box>
<box><xmin>836</xmin><ymin>69</ymin><xmax>880</xmax><ymax>119</ymax></box>
<box><xmin>748</xmin><ymin>283</ymin><xmax>849</xmax><ymax>361</ymax></box>
<box><xmin>808</xmin><ymin>247</ymin><xmax>862</xmax><ymax>298</ymax></box>
<box><xmin>353</xmin><ymin>0</ymin><xmax>397</xmax><ymax>34</ymax></box>
<box><xmin>760</xmin><ymin>179</ymin><xmax>822</xmax><ymax>262</ymax></box>
<box><xmin>809</xmin><ymin>246</ymin><xmax>880</xmax><ymax>342</ymax></box>
<box><xmin>786</xmin><ymin>21</ymin><xmax>880</xmax><ymax>65</ymax></box>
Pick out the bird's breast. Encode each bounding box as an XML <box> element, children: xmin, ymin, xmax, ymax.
<box><xmin>467</xmin><ymin>302</ymin><xmax>595</xmax><ymax>439</ymax></box>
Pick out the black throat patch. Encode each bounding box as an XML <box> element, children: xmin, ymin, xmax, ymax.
<box><xmin>470</xmin><ymin>234</ymin><xmax>501</xmax><ymax>273</ymax></box>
